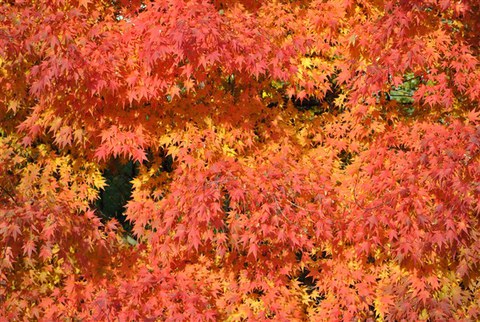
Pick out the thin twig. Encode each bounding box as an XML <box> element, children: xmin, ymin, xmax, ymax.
<box><xmin>0</xmin><ymin>185</ymin><xmax>18</xmax><ymax>206</ymax></box>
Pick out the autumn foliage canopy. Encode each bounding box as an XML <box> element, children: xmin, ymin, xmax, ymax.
<box><xmin>1</xmin><ymin>0</ymin><xmax>479</xmax><ymax>320</ymax></box>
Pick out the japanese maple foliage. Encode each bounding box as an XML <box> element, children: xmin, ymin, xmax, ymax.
<box><xmin>1</xmin><ymin>0</ymin><xmax>479</xmax><ymax>320</ymax></box>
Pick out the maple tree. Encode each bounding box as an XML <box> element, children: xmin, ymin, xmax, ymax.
<box><xmin>1</xmin><ymin>0</ymin><xmax>479</xmax><ymax>320</ymax></box>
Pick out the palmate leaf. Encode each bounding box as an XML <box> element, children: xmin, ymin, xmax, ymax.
<box><xmin>0</xmin><ymin>0</ymin><xmax>479</xmax><ymax>320</ymax></box>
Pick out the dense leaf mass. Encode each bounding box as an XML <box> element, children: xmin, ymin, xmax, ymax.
<box><xmin>1</xmin><ymin>0</ymin><xmax>479</xmax><ymax>320</ymax></box>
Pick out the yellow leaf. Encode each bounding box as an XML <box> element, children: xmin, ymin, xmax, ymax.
<box><xmin>222</xmin><ymin>144</ymin><xmax>236</xmax><ymax>157</ymax></box>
